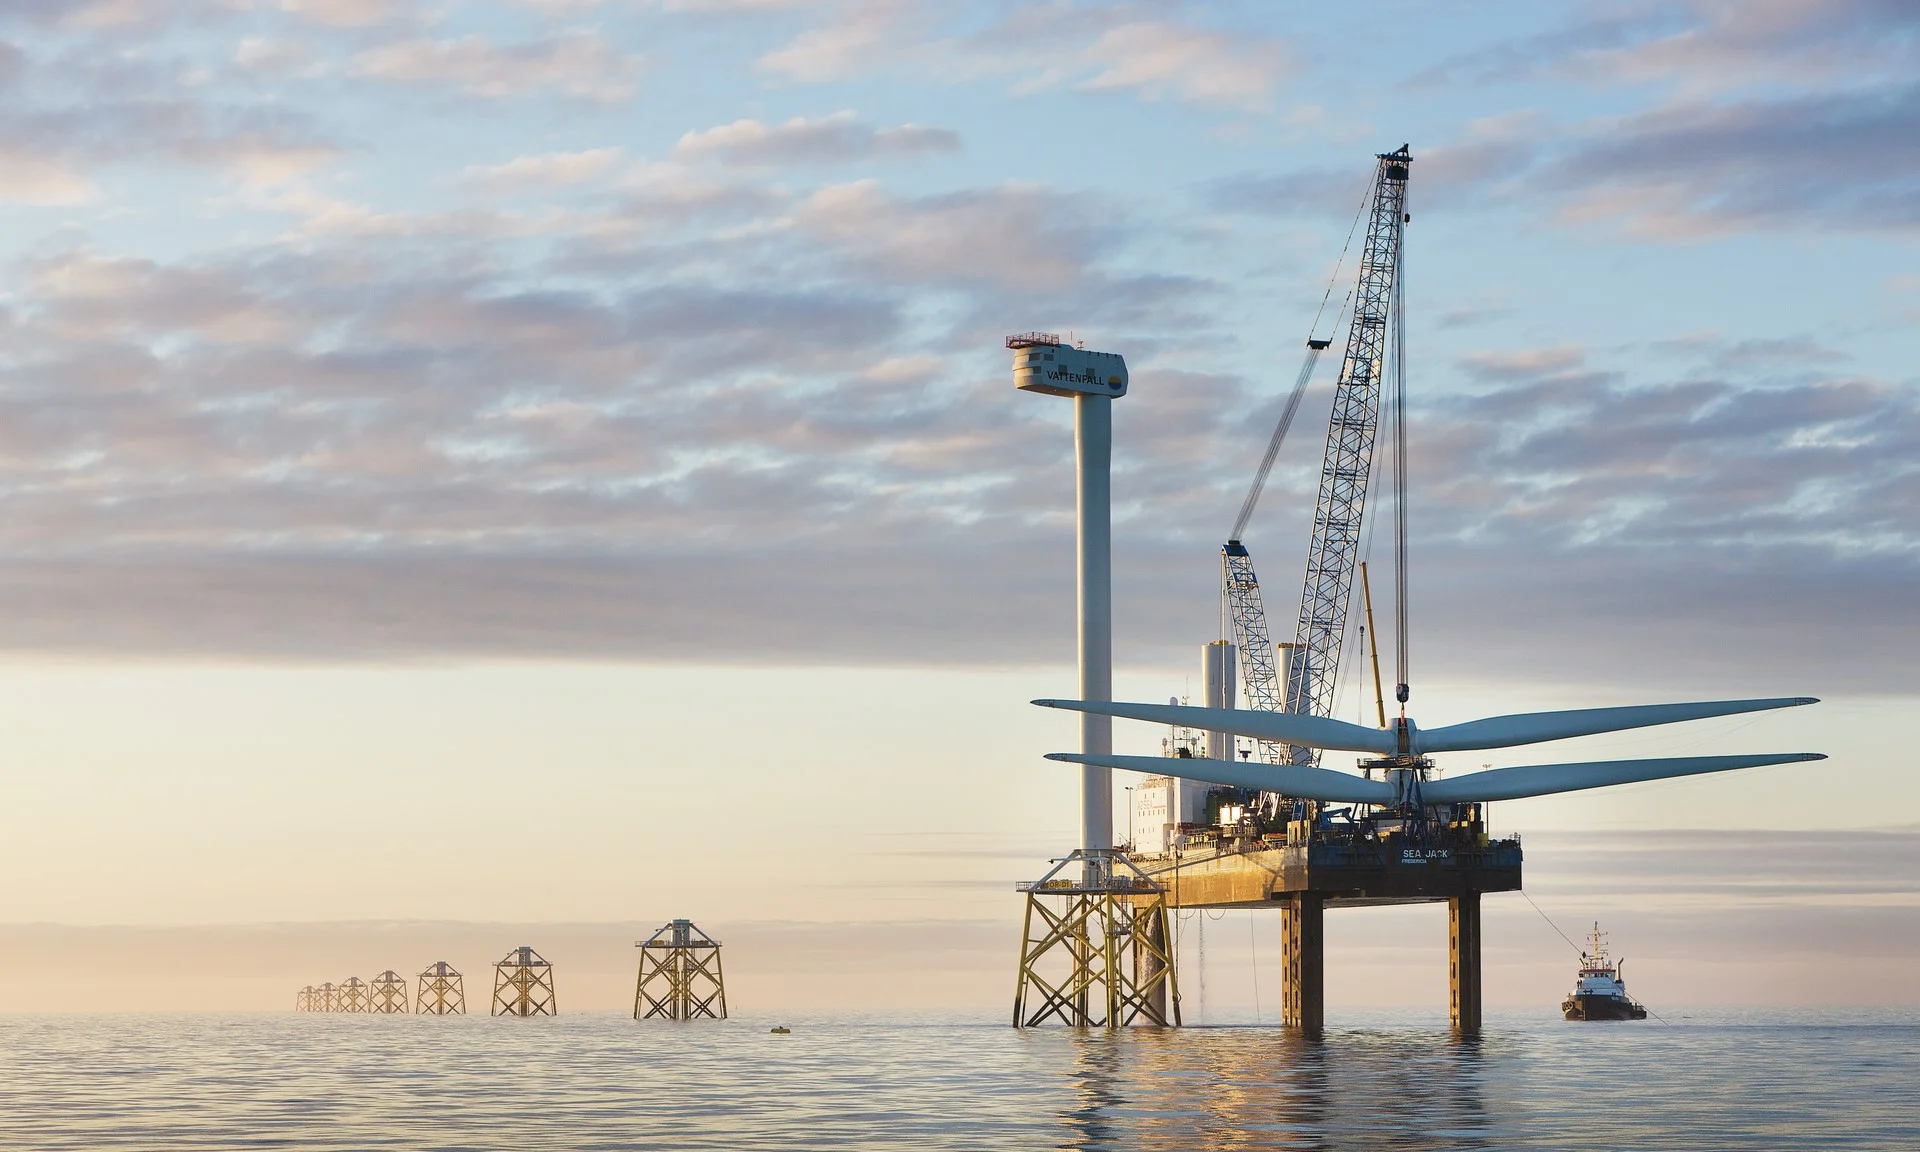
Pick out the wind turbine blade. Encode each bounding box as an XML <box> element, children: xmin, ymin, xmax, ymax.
<box><xmin>1045</xmin><ymin>752</ymin><xmax>1396</xmax><ymax>805</ymax></box>
<box><xmin>1033</xmin><ymin>699</ymin><xmax>1397</xmax><ymax>754</ymax></box>
<box><xmin>1416</xmin><ymin>697</ymin><xmax>1818</xmax><ymax>754</ymax></box>
<box><xmin>1420</xmin><ymin>753</ymin><xmax>1826</xmax><ymax>804</ymax></box>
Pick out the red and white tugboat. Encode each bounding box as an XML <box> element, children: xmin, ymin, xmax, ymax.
<box><xmin>1562</xmin><ymin>922</ymin><xmax>1647</xmax><ymax>1021</ymax></box>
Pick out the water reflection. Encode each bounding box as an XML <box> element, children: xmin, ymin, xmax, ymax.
<box><xmin>1059</xmin><ymin>1028</ymin><xmax>1129</xmax><ymax>1147</ymax></box>
<box><xmin>1043</xmin><ymin>1026</ymin><xmax>1503</xmax><ymax>1151</ymax></box>
<box><xmin>0</xmin><ymin>1011</ymin><xmax>1913</xmax><ymax>1150</ymax></box>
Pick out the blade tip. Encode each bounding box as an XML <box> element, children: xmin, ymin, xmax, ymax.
<box><xmin>1043</xmin><ymin>752</ymin><xmax>1078</xmax><ymax>763</ymax></box>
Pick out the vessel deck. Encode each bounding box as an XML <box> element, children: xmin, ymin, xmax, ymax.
<box><xmin>1131</xmin><ymin>837</ymin><xmax>1523</xmax><ymax>909</ymax></box>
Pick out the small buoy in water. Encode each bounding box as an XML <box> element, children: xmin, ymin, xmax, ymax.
<box><xmin>770</xmin><ymin>1026</ymin><xmax>791</xmax><ymax>1034</ymax></box>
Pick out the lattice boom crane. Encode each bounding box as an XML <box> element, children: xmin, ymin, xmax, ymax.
<box><xmin>1284</xmin><ymin>147</ymin><xmax>1411</xmax><ymax>761</ymax></box>
<box><xmin>1222</xmin><ymin>146</ymin><xmax>1410</xmax><ymax>771</ymax></box>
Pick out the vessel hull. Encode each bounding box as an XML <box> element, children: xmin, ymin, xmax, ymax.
<box><xmin>1562</xmin><ymin>993</ymin><xmax>1647</xmax><ymax>1021</ymax></box>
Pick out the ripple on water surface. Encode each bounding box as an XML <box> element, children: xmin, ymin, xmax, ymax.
<box><xmin>1</xmin><ymin>1009</ymin><xmax>1915</xmax><ymax>1150</ymax></box>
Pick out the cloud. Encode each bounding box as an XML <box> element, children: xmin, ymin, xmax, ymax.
<box><xmin>1581</xmin><ymin>0</ymin><xmax>1919</xmax><ymax>92</ymax></box>
<box><xmin>0</xmin><ymin>147</ymin><xmax>95</xmax><ymax>204</ymax></box>
<box><xmin>1436</xmin><ymin>295</ymin><xmax>1513</xmax><ymax>330</ymax></box>
<box><xmin>1524</xmin><ymin>828</ymin><xmax>1920</xmax><ymax>905</ymax></box>
<box><xmin>674</xmin><ymin>112</ymin><xmax>959</xmax><ymax>166</ymax></box>
<box><xmin>0</xmin><ymin>148</ymin><xmax>1221</xmax><ymax>667</ymax></box>
<box><xmin>1415</xmin><ymin>0</ymin><xmax>1919</xmax><ymax>94</ymax></box>
<box><xmin>25</xmin><ymin>250</ymin><xmax>300</xmax><ymax>344</ymax></box>
<box><xmin>0</xmin><ymin>120</ymin><xmax>1905</xmax><ymax>689</ymax></box>
<box><xmin>353</xmin><ymin>30</ymin><xmax>643</xmax><ymax>101</ymax></box>
<box><xmin>234</xmin><ymin>36</ymin><xmax>312</xmax><ymax>74</ymax></box>
<box><xmin>1070</xmin><ymin>19</ymin><xmax>1285</xmax><ymax>110</ymax></box>
<box><xmin>756</xmin><ymin>1</ymin><xmax>1287</xmax><ymax>110</ymax></box>
<box><xmin>0</xmin><ymin>0</ymin><xmax>245</xmax><ymax>32</ymax></box>
<box><xmin>0</xmin><ymin>4</ymin><xmax>1905</xmax><ymax>690</ymax></box>
<box><xmin>1208</xmin><ymin>126</ymin><xmax>1533</xmax><ymax>221</ymax></box>
<box><xmin>1456</xmin><ymin>347</ymin><xmax>1589</xmax><ymax>381</ymax></box>
<box><xmin>1217</xmin><ymin>82</ymin><xmax>1920</xmax><ymax>237</ymax></box>
<box><xmin>755</xmin><ymin>0</ymin><xmax>914</xmax><ymax>83</ymax></box>
<box><xmin>14</xmin><ymin>140</ymin><xmax>1906</xmax><ymax>684</ymax></box>
<box><xmin>1432</xmin><ymin>342</ymin><xmax>1905</xmax><ymax>552</ymax></box>
<box><xmin>1533</xmin><ymin>83</ymin><xmax>1920</xmax><ymax>236</ymax></box>
<box><xmin>1363</xmin><ymin>341</ymin><xmax>1920</xmax><ymax>691</ymax></box>
<box><xmin>794</xmin><ymin>180</ymin><xmax>1105</xmax><ymax>291</ymax></box>
<box><xmin>0</xmin><ymin>221</ymin><xmax>1913</xmax><ymax>694</ymax></box>
<box><xmin>1369</xmin><ymin>83</ymin><xmax>1920</xmax><ymax>239</ymax></box>
<box><xmin>1367</xmin><ymin>5</ymin><xmax>1920</xmax><ymax>237</ymax></box>
<box><xmin>2</xmin><ymin>105</ymin><xmax>337</xmax><ymax>189</ymax></box>
<box><xmin>1206</xmin><ymin>164</ymin><xmax>1373</xmax><ymax>220</ymax></box>
<box><xmin>0</xmin><ymin>37</ymin><xmax>339</xmax><ymax>188</ymax></box>
<box><xmin>655</xmin><ymin>0</ymin><xmax>814</xmax><ymax>11</ymax></box>
<box><xmin>464</xmin><ymin>147</ymin><xmax>628</xmax><ymax>190</ymax></box>
<box><xmin>278</xmin><ymin>0</ymin><xmax>400</xmax><ymax>27</ymax></box>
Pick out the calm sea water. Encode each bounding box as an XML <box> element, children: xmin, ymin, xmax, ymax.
<box><xmin>2</xmin><ymin>1008</ymin><xmax>1915</xmax><ymax>1150</ymax></box>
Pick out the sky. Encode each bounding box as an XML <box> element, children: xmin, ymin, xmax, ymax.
<box><xmin>0</xmin><ymin>0</ymin><xmax>1914</xmax><ymax>1013</ymax></box>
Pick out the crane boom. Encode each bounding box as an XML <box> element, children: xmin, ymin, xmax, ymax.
<box><xmin>1222</xmin><ymin>340</ymin><xmax>1329</xmax><ymax>767</ymax></box>
<box><xmin>1221</xmin><ymin>540</ymin><xmax>1284</xmax><ymax>763</ymax></box>
<box><xmin>1283</xmin><ymin>146</ymin><xmax>1410</xmax><ymax>763</ymax></box>
<box><xmin>1229</xmin><ymin>339</ymin><xmax>1331</xmax><ymax>543</ymax></box>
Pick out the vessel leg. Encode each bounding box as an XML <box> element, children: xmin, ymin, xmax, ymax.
<box><xmin>1140</xmin><ymin>905</ymin><xmax>1168</xmax><ymax>1023</ymax></box>
<box><xmin>1102</xmin><ymin>898</ymin><xmax>1122</xmax><ymax>1029</ymax></box>
<box><xmin>1450</xmin><ymin>892</ymin><xmax>1482</xmax><ymax>1035</ymax></box>
<box><xmin>1072</xmin><ymin>897</ymin><xmax>1092</xmax><ymax>1025</ymax></box>
<box><xmin>1282</xmin><ymin>893</ymin><xmax>1324</xmax><ymax>1037</ymax></box>
<box><xmin>1012</xmin><ymin>893</ymin><xmax>1036</xmax><ymax>1026</ymax></box>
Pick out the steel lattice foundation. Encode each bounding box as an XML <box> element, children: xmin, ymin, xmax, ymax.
<box><xmin>416</xmin><ymin>961</ymin><xmax>466</xmax><ymax>1015</ymax></box>
<box><xmin>492</xmin><ymin>946</ymin><xmax>557</xmax><ymax>1017</ymax></box>
<box><xmin>634</xmin><ymin>919</ymin><xmax>728</xmax><ymax>1020</ymax></box>
<box><xmin>369</xmin><ymin>970</ymin><xmax>409</xmax><ymax>1014</ymax></box>
<box><xmin>1013</xmin><ymin>850</ymin><xmax>1180</xmax><ymax>1028</ymax></box>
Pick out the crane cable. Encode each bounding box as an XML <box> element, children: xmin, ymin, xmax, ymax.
<box><xmin>1229</xmin><ymin>338</ymin><xmax>1329</xmax><ymax>541</ymax></box>
<box><xmin>1249</xmin><ymin>911</ymin><xmax>1261</xmax><ymax>1024</ymax></box>
<box><xmin>1226</xmin><ymin>178</ymin><xmax>1372</xmax><ymax>544</ymax></box>
<box><xmin>1391</xmin><ymin>220</ymin><xmax>1410</xmax><ymax>712</ymax></box>
<box><xmin>1310</xmin><ymin>178</ymin><xmax>1375</xmax><ymax>339</ymax></box>
<box><xmin>1333</xmin><ymin>443</ymin><xmax>1385</xmax><ymax>733</ymax></box>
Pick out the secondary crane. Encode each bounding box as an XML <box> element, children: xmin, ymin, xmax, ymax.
<box><xmin>1222</xmin><ymin>146</ymin><xmax>1411</xmax><ymax>779</ymax></box>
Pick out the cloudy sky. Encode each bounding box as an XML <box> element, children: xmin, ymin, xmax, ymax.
<box><xmin>0</xmin><ymin>0</ymin><xmax>1914</xmax><ymax>1011</ymax></box>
